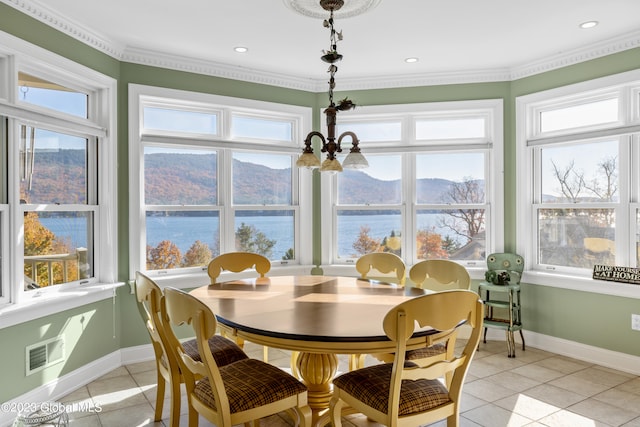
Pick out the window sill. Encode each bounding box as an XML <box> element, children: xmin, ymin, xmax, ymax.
<box><xmin>522</xmin><ymin>270</ymin><xmax>640</xmax><ymax>299</ymax></box>
<box><xmin>0</xmin><ymin>282</ymin><xmax>126</xmax><ymax>330</ymax></box>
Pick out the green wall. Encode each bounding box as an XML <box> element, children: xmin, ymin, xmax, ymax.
<box><xmin>1</xmin><ymin>2</ymin><xmax>639</xmax><ymax>403</ymax></box>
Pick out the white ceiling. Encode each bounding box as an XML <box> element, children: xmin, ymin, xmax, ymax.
<box><xmin>5</xmin><ymin>0</ymin><xmax>640</xmax><ymax>91</ymax></box>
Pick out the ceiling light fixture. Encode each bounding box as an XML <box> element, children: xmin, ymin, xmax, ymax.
<box><xmin>296</xmin><ymin>0</ymin><xmax>368</xmax><ymax>173</ymax></box>
<box><xmin>405</xmin><ymin>57</ymin><xmax>419</xmax><ymax>63</ymax></box>
<box><xmin>234</xmin><ymin>46</ymin><xmax>249</xmax><ymax>53</ymax></box>
<box><xmin>579</xmin><ymin>21</ymin><xmax>598</xmax><ymax>29</ymax></box>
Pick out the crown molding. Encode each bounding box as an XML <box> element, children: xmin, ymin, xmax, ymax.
<box><xmin>3</xmin><ymin>0</ymin><xmax>640</xmax><ymax>92</ymax></box>
<box><xmin>510</xmin><ymin>29</ymin><xmax>640</xmax><ymax>81</ymax></box>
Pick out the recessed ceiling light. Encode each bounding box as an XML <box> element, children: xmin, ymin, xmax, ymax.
<box><xmin>579</xmin><ymin>21</ymin><xmax>598</xmax><ymax>29</ymax></box>
<box><xmin>234</xmin><ymin>46</ymin><xmax>248</xmax><ymax>53</ymax></box>
<box><xmin>405</xmin><ymin>57</ymin><xmax>419</xmax><ymax>63</ymax></box>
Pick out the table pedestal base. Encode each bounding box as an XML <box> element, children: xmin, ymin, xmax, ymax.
<box><xmin>295</xmin><ymin>352</ymin><xmax>339</xmax><ymax>424</ymax></box>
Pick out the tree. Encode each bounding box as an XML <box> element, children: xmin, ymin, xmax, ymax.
<box><xmin>416</xmin><ymin>228</ymin><xmax>449</xmax><ymax>259</ymax></box>
<box><xmin>352</xmin><ymin>225</ymin><xmax>381</xmax><ymax>256</ymax></box>
<box><xmin>282</xmin><ymin>248</ymin><xmax>295</xmax><ymax>260</ymax></box>
<box><xmin>235</xmin><ymin>223</ymin><xmax>276</xmax><ymax>258</ymax></box>
<box><xmin>382</xmin><ymin>230</ymin><xmax>401</xmax><ymax>256</ymax></box>
<box><xmin>439</xmin><ymin>177</ymin><xmax>485</xmax><ymax>242</ymax></box>
<box><xmin>551</xmin><ymin>159</ymin><xmax>585</xmax><ymax>202</ymax></box>
<box><xmin>148</xmin><ymin>240</ymin><xmax>182</xmax><ymax>270</ymax></box>
<box><xmin>183</xmin><ymin>240</ymin><xmax>212</xmax><ymax>267</ymax></box>
<box><xmin>23</xmin><ymin>212</ymin><xmax>78</xmax><ymax>287</ymax></box>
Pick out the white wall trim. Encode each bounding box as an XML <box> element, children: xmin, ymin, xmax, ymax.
<box><xmin>3</xmin><ymin>332</ymin><xmax>639</xmax><ymax>426</ymax></box>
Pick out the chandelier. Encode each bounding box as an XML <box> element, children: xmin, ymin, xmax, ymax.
<box><xmin>296</xmin><ymin>0</ymin><xmax>368</xmax><ymax>173</ymax></box>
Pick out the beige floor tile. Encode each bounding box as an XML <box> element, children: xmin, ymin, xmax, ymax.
<box><xmin>548</xmin><ymin>372</ymin><xmax>614</xmax><ymax>397</ymax></box>
<box><xmin>520</xmin><ymin>383</ymin><xmax>587</xmax><ymax>408</ymax></box>
<box><xmin>463</xmin><ymin>378</ymin><xmax>521</xmax><ymax>402</ymax></box>
<box><xmin>568</xmin><ymin>398</ymin><xmax>640</xmax><ymax>426</ymax></box>
<box><xmin>537</xmin><ymin>408</ymin><xmax>614</xmax><ymax>427</ymax></box>
<box><xmin>461</xmin><ymin>402</ymin><xmax>533</xmax><ymax>427</ymax></box>
<box><xmin>533</xmin><ymin>355</ymin><xmax>593</xmax><ymax>375</ymax></box>
<box><xmin>125</xmin><ymin>359</ymin><xmax>157</xmax><ymax>374</ymax></box>
<box><xmin>493</xmin><ymin>392</ymin><xmax>561</xmax><ymax>420</ymax></box>
<box><xmin>510</xmin><ymin>363</ymin><xmax>567</xmax><ymax>383</ymax></box>
<box><xmin>621</xmin><ymin>416</ymin><xmax>640</xmax><ymax>427</ymax></box>
<box><xmin>87</xmin><ymin>375</ymin><xmax>149</xmax><ymax>412</ymax></box>
<box><xmin>617</xmin><ymin>377</ymin><xmax>640</xmax><ymax>396</ymax></box>
<box><xmin>484</xmin><ymin>370</ymin><xmax>542</xmax><ymax>392</ymax></box>
<box><xmin>97</xmin><ymin>401</ymin><xmax>162</xmax><ymax>426</ymax></box>
<box><xmin>593</xmin><ymin>388</ymin><xmax>640</xmax><ymax>413</ymax></box>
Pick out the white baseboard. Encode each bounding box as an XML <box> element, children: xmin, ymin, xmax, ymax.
<box><xmin>475</xmin><ymin>328</ymin><xmax>640</xmax><ymax>376</ymax></box>
<box><xmin>2</xmin><ymin>334</ymin><xmax>639</xmax><ymax>426</ymax></box>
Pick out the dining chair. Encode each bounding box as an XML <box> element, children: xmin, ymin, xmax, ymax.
<box><xmin>409</xmin><ymin>259</ymin><xmax>471</xmax><ymax>291</ymax></box>
<box><xmin>207</xmin><ymin>251</ymin><xmax>271</xmax><ymax>284</ymax></box>
<box><xmin>350</xmin><ymin>252</ymin><xmax>407</xmax><ymax>370</ymax></box>
<box><xmin>329</xmin><ymin>289</ymin><xmax>483</xmax><ymax>427</ymax></box>
<box><xmin>161</xmin><ymin>286</ymin><xmax>312</xmax><ymax>427</ymax></box>
<box><xmin>134</xmin><ymin>272</ymin><xmax>248</xmax><ymax>427</ymax></box>
<box><xmin>355</xmin><ymin>252</ymin><xmax>406</xmax><ymax>285</ymax></box>
<box><xmin>207</xmin><ymin>252</ymin><xmax>272</xmax><ymax>361</ymax></box>
<box><xmin>373</xmin><ymin>260</ymin><xmax>472</xmax><ymax>384</ymax></box>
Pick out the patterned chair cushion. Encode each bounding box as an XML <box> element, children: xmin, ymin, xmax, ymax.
<box><xmin>332</xmin><ymin>363</ymin><xmax>450</xmax><ymax>416</ymax></box>
<box><xmin>194</xmin><ymin>358</ymin><xmax>307</xmax><ymax>413</ymax></box>
<box><xmin>405</xmin><ymin>343</ymin><xmax>446</xmax><ymax>360</ymax></box>
<box><xmin>183</xmin><ymin>335</ymin><xmax>248</xmax><ymax>366</ymax></box>
<box><xmin>160</xmin><ymin>335</ymin><xmax>247</xmax><ymax>369</ymax></box>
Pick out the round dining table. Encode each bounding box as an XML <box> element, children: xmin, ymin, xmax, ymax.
<box><xmin>189</xmin><ymin>275</ymin><xmax>432</xmax><ymax>423</ymax></box>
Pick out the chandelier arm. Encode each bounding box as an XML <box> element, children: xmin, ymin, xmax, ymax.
<box><xmin>337</xmin><ymin>131</ymin><xmax>361</xmax><ymax>152</ymax></box>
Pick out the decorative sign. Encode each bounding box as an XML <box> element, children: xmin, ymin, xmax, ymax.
<box><xmin>592</xmin><ymin>265</ymin><xmax>640</xmax><ymax>285</ymax></box>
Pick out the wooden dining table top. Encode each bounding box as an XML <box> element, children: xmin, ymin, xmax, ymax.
<box><xmin>188</xmin><ymin>275</ymin><xmax>431</xmax><ymax>346</ymax></box>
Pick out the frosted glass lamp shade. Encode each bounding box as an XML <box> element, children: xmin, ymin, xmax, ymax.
<box><xmin>342</xmin><ymin>151</ymin><xmax>369</xmax><ymax>169</ymax></box>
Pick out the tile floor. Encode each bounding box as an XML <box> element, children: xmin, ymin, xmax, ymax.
<box><xmin>56</xmin><ymin>340</ymin><xmax>640</xmax><ymax>427</ymax></box>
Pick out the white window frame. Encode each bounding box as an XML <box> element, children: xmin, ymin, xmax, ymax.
<box><xmin>320</xmin><ymin>99</ymin><xmax>504</xmax><ymax>278</ymax></box>
<box><xmin>128</xmin><ymin>84</ymin><xmax>313</xmax><ymax>285</ymax></box>
<box><xmin>516</xmin><ymin>69</ymin><xmax>640</xmax><ymax>298</ymax></box>
<box><xmin>0</xmin><ymin>32</ymin><xmax>118</xmax><ymax>327</ymax></box>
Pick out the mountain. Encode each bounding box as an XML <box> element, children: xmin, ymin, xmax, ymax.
<box><xmin>26</xmin><ymin>150</ymin><xmax>479</xmax><ymax>205</ymax></box>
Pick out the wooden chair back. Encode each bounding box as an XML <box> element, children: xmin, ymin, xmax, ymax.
<box><xmin>355</xmin><ymin>252</ymin><xmax>406</xmax><ymax>285</ymax></box>
<box><xmin>207</xmin><ymin>252</ymin><xmax>271</xmax><ymax>284</ymax></box>
<box><xmin>409</xmin><ymin>259</ymin><xmax>471</xmax><ymax>291</ymax></box>
<box><xmin>134</xmin><ymin>271</ymin><xmax>179</xmax><ymax>424</ymax></box>
<box><xmin>162</xmin><ymin>287</ymin><xmax>230</xmax><ymax>423</ymax></box>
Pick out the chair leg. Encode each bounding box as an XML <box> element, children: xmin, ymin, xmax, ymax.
<box><xmin>329</xmin><ymin>397</ymin><xmax>345</xmax><ymax>427</ymax></box>
<box><xmin>519</xmin><ymin>329</ymin><xmax>526</xmax><ymax>350</ymax></box>
<box><xmin>263</xmin><ymin>345</ymin><xmax>269</xmax><ymax>362</ymax></box>
<box><xmin>168</xmin><ymin>377</ymin><xmax>181</xmax><ymax>427</ymax></box>
<box><xmin>154</xmin><ymin>367</ymin><xmax>165</xmax><ymax>422</ymax></box>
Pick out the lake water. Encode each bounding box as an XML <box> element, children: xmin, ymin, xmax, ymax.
<box><xmin>39</xmin><ymin>213</ymin><xmax>458</xmax><ymax>260</ymax></box>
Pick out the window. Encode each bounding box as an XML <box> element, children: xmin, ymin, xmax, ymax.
<box><xmin>517</xmin><ymin>69</ymin><xmax>640</xmax><ymax>292</ymax></box>
<box><xmin>0</xmin><ymin>35</ymin><xmax>117</xmax><ymax>311</ymax></box>
<box><xmin>129</xmin><ymin>85</ymin><xmax>312</xmax><ymax>278</ymax></box>
<box><xmin>321</xmin><ymin>100</ymin><xmax>502</xmax><ymax>268</ymax></box>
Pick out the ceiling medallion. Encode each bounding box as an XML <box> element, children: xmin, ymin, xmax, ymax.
<box><xmin>283</xmin><ymin>0</ymin><xmax>381</xmax><ymax>19</ymax></box>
